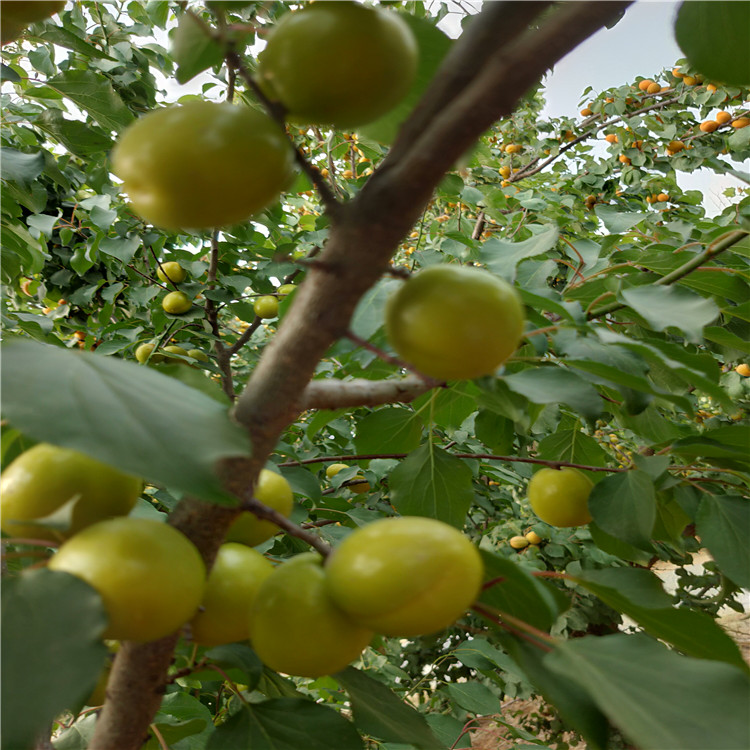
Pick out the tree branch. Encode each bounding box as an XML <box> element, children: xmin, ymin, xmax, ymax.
<box><xmin>299</xmin><ymin>375</ymin><xmax>435</xmax><ymax>411</ymax></box>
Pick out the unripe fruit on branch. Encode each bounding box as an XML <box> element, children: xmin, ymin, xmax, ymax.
<box><xmin>251</xmin><ymin>553</ymin><xmax>373</xmax><ymax>677</ymax></box>
<box><xmin>528</xmin><ymin>467</ymin><xmax>593</xmax><ymax>528</ymax></box>
<box><xmin>258</xmin><ymin>1</ymin><xmax>418</xmax><ymax>128</ymax></box>
<box><xmin>135</xmin><ymin>343</ymin><xmax>165</xmax><ymax>364</ymax></box>
<box><xmin>254</xmin><ymin>295</ymin><xmax>279</xmax><ymax>319</ymax></box>
<box><xmin>156</xmin><ymin>261</ymin><xmax>187</xmax><ymax>284</ymax></box>
<box><xmin>162</xmin><ymin>291</ymin><xmax>192</xmax><ymax>315</ymax></box>
<box><xmin>325</xmin><ymin>516</ymin><xmax>483</xmax><ymax>637</ymax></box>
<box><xmin>225</xmin><ymin>469</ymin><xmax>293</xmax><ymax>547</ymax></box>
<box><xmin>715</xmin><ymin>111</ymin><xmax>732</xmax><ymax>124</ymax></box>
<box><xmin>111</xmin><ymin>102</ymin><xmax>294</xmax><ymax>230</ymax></box>
<box><xmin>0</xmin><ymin>443</ymin><xmax>142</xmax><ymax>541</ymax></box>
<box><xmin>326</xmin><ymin>463</ymin><xmax>350</xmax><ymax>479</ymax></box>
<box><xmin>385</xmin><ymin>265</ymin><xmax>525</xmax><ymax>381</ymax></box>
<box><xmin>49</xmin><ymin>518</ymin><xmax>206</xmax><ymax>642</ymax></box>
<box><xmin>699</xmin><ymin>120</ymin><xmax>719</xmax><ymax>133</ymax></box>
<box><xmin>190</xmin><ymin>543</ymin><xmax>273</xmax><ymax>646</ymax></box>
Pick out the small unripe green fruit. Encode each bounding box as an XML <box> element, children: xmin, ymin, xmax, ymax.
<box><xmin>187</xmin><ymin>349</ymin><xmax>210</xmax><ymax>362</ymax></box>
<box><xmin>156</xmin><ymin>261</ymin><xmax>187</xmax><ymax>284</ymax></box>
<box><xmin>226</xmin><ymin>469</ymin><xmax>294</xmax><ymax>547</ymax></box>
<box><xmin>254</xmin><ymin>295</ymin><xmax>279</xmax><ymax>319</ymax></box>
<box><xmin>162</xmin><ymin>291</ymin><xmax>192</xmax><ymax>315</ymax></box>
<box><xmin>326</xmin><ymin>463</ymin><xmax>349</xmax><ymax>479</ymax></box>
<box><xmin>162</xmin><ymin>345</ymin><xmax>189</xmax><ymax>359</ymax></box>
<box><xmin>528</xmin><ymin>467</ymin><xmax>593</xmax><ymax>527</ymax></box>
<box><xmin>277</xmin><ymin>284</ymin><xmax>296</xmax><ymax>296</ymax></box>
<box><xmin>135</xmin><ymin>343</ymin><xmax>165</xmax><ymax>364</ymax></box>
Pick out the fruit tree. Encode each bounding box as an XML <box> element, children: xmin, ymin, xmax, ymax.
<box><xmin>1</xmin><ymin>2</ymin><xmax>749</xmax><ymax>750</ymax></box>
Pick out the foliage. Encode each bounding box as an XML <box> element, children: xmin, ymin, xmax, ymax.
<box><xmin>1</xmin><ymin>2</ymin><xmax>749</xmax><ymax>750</ymax></box>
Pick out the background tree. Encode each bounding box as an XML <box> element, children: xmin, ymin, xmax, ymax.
<box><xmin>1</xmin><ymin>2</ymin><xmax>749</xmax><ymax>750</ymax></box>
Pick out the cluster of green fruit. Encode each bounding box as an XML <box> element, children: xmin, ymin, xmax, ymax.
<box><xmin>253</xmin><ymin>283</ymin><xmax>296</xmax><ymax>321</ymax></box>
<box><xmin>2</xmin><ymin>444</ymin><xmax>484</xmax><ymax>679</ymax></box>
<box><xmin>111</xmin><ymin>2</ymin><xmax>418</xmax><ymax>232</ymax></box>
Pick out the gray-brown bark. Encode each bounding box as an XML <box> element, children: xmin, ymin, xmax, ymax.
<box><xmin>88</xmin><ymin>3</ymin><xmax>632</xmax><ymax>748</ymax></box>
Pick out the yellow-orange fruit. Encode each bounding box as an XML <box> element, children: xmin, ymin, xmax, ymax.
<box><xmin>682</xmin><ymin>75</ymin><xmax>696</xmax><ymax>85</ymax></box>
<box><xmin>619</xmin><ymin>155</ymin><xmax>631</xmax><ymax>165</ymax></box>
<box><xmin>580</xmin><ymin>107</ymin><xmax>593</xmax><ymax>117</ymax></box>
<box><xmin>699</xmin><ymin>121</ymin><xmax>719</xmax><ymax>133</ymax></box>
<box><xmin>715</xmin><ymin>111</ymin><xmax>731</xmax><ymax>124</ymax></box>
<box><xmin>736</xmin><ymin>363</ymin><xmax>750</xmax><ymax>377</ymax></box>
<box><xmin>656</xmin><ymin>193</ymin><xmax>669</xmax><ymax>202</ymax></box>
<box><xmin>731</xmin><ymin>117</ymin><xmax>749</xmax><ymax>129</ymax></box>
<box><xmin>667</xmin><ymin>140</ymin><xmax>686</xmax><ymax>152</ymax></box>
<box><xmin>646</xmin><ymin>82</ymin><xmax>661</xmax><ymax>95</ymax></box>
<box><xmin>638</xmin><ymin>79</ymin><xmax>654</xmax><ymax>92</ymax></box>
<box><xmin>604</xmin><ymin>134</ymin><xmax>618</xmax><ymax>143</ymax></box>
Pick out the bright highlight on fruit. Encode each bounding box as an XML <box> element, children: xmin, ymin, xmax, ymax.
<box><xmin>253</xmin><ymin>295</ymin><xmax>279</xmax><ymax>319</ymax></box>
<box><xmin>325</xmin><ymin>516</ymin><xmax>484</xmax><ymax>637</ymax></box>
<box><xmin>48</xmin><ymin>517</ymin><xmax>206</xmax><ymax>642</ymax></box>
<box><xmin>190</xmin><ymin>543</ymin><xmax>274</xmax><ymax>646</ymax></box>
<box><xmin>251</xmin><ymin>553</ymin><xmax>373</xmax><ymax>677</ymax></box>
<box><xmin>528</xmin><ymin>467</ymin><xmax>593</xmax><ymax>528</ymax></box>
<box><xmin>111</xmin><ymin>102</ymin><xmax>294</xmax><ymax>230</ymax></box>
<box><xmin>0</xmin><ymin>443</ymin><xmax>141</xmax><ymax>540</ymax></box>
<box><xmin>156</xmin><ymin>261</ymin><xmax>187</xmax><ymax>284</ymax></box>
<box><xmin>226</xmin><ymin>469</ymin><xmax>294</xmax><ymax>547</ymax></box>
<box><xmin>162</xmin><ymin>291</ymin><xmax>192</xmax><ymax>315</ymax></box>
<box><xmin>385</xmin><ymin>265</ymin><xmax>525</xmax><ymax>381</ymax></box>
<box><xmin>258</xmin><ymin>1</ymin><xmax>418</xmax><ymax>128</ymax></box>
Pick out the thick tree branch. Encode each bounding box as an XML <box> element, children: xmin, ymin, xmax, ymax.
<box><xmin>299</xmin><ymin>375</ymin><xmax>434</xmax><ymax>411</ymax></box>
<box><xmin>90</xmin><ymin>5</ymin><xmax>636</xmax><ymax>749</ymax></box>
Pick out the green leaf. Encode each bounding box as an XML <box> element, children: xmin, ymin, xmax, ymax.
<box><xmin>593</xmin><ymin>205</ymin><xmax>648</xmax><ymax>233</ymax></box>
<box><xmin>350</xmin><ymin>278</ymin><xmax>400</xmax><ymax>339</ymax></box>
<box><xmin>143</xmin><ymin>693</ymin><xmax>213</xmax><ymax>750</ymax></box>
<box><xmin>478</xmin><ymin>551</ymin><xmax>568</xmax><ymax>631</ymax></box>
<box><xmin>474</xmin><ymin>410</ymin><xmax>515</xmax><ymax>454</ymax></box>
<box><xmin>670</xmin><ymin>435</ymin><xmax>750</xmax><ymax>471</ymax></box>
<box><xmin>418</xmin><ymin>383</ymin><xmax>479</xmax><ymax>430</ymax></box>
<box><xmin>0</xmin><ymin>148</ymin><xmax>45</xmax><ymax>185</ymax></box>
<box><xmin>207</xmin><ymin>698</ymin><xmax>363</xmax><ymax>750</ymax></box>
<box><xmin>545</xmin><ymin>633</ymin><xmax>750</xmax><ymax>750</ymax></box>
<box><xmin>536</xmin><ymin>428</ymin><xmax>609</xmax><ymax>467</ymax></box>
<box><xmin>573</xmin><ymin>568</ymin><xmax>748</xmax><ymax>671</ymax></box>
<box><xmin>354</xmin><ymin>407</ymin><xmax>423</xmax><ymax>454</ymax></box>
<box><xmin>619</xmin><ymin>285</ymin><xmax>719</xmax><ymax>344</ymax></box>
<box><xmin>479</xmin><ymin>224</ymin><xmax>559</xmax><ymax>282</ymax></box>
<box><xmin>674</xmin><ymin>1</ymin><xmax>750</xmax><ymax>86</ymax></box>
<box><xmin>336</xmin><ymin>667</ymin><xmax>444</xmax><ymax>750</ymax></box>
<box><xmin>47</xmin><ymin>70</ymin><xmax>134</xmax><ymax>133</ymax></box>
<box><xmin>205</xmin><ymin>644</ymin><xmax>265</xmax><ymax>692</ymax></box>
<box><xmin>389</xmin><ymin>444</ymin><xmax>474</xmax><ymax>528</ymax></box>
<box><xmin>99</xmin><ymin>235</ymin><xmax>141</xmax><ymax>263</ymax></box>
<box><xmin>696</xmin><ymin>495</ymin><xmax>750</xmax><ymax>588</ymax></box>
<box><xmin>36</xmin><ymin>26</ymin><xmax>116</xmax><ymax>60</ymax></box>
<box><xmin>1</xmin><ymin>340</ymin><xmax>250</xmax><ymax>505</ymax></box>
<box><xmin>501</xmin><ymin>635</ymin><xmax>608</xmax><ymax>750</ymax></box>
<box><xmin>443</xmin><ymin>681</ymin><xmax>500</xmax><ymax>715</ymax></box>
<box><xmin>503</xmin><ymin>368</ymin><xmax>603</xmax><ymax>420</ymax></box>
<box><xmin>358</xmin><ymin>15</ymin><xmax>452</xmax><ymax>144</ymax></box>
<box><xmin>588</xmin><ymin>470</ymin><xmax>655</xmax><ymax>550</ymax></box>
<box><xmin>36</xmin><ymin>110</ymin><xmax>113</xmax><ymax>157</ymax></box>
<box><xmin>703</xmin><ymin>326</ymin><xmax>750</xmax><ymax>355</ymax></box>
<box><xmin>173</xmin><ymin>13</ymin><xmax>225</xmax><ymax>84</ymax></box>
<box><xmin>1</xmin><ymin>570</ymin><xmax>108</xmax><ymax>750</ymax></box>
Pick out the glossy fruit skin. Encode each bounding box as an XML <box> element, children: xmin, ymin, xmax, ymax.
<box><xmin>325</xmin><ymin>517</ymin><xmax>483</xmax><ymax>637</ymax></box>
<box><xmin>736</xmin><ymin>363</ymin><xmax>750</xmax><ymax>377</ymax></box>
<box><xmin>253</xmin><ymin>295</ymin><xmax>279</xmax><ymax>319</ymax></box>
<box><xmin>325</xmin><ymin>463</ymin><xmax>349</xmax><ymax>479</ymax></box>
<box><xmin>162</xmin><ymin>291</ymin><xmax>192</xmax><ymax>315</ymax></box>
<box><xmin>190</xmin><ymin>543</ymin><xmax>274</xmax><ymax>646</ymax></box>
<box><xmin>225</xmin><ymin>469</ymin><xmax>293</xmax><ymax>547</ymax></box>
<box><xmin>525</xmin><ymin>530</ymin><xmax>543</xmax><ymax>545</ymax></box>
<box><xmin>509</xmin><ymin>535</ymin><xmax>529</xmax><ymax>550</ymax></box>
<box><xmin>187</xmin><ymin>349</ymin><xmax>210</xmax><ymax>362</ymax></box>
<box><xmin>135</xmin><ymin>342</ymin><xmax>165</xmax><ymax>364</ymax></box>
<box><xmin>0</xmin><ymin>443</ymin><xmax>142</xmax><ymax>541</ymax></box>
<box><xmin>48</xmin><ymin>518</ymin><xmax>206</xmax><ymax>641</ymax></box>
<box><xmin>1</xmin><ymin>1</ymin><xmax>65</xmax><ymax>44</ymax></box>
<box><xmin>111</xmin><ymin>102</ymin><xmax>294</xmax><ymax>230</ymax></box>
<box><xmin>276</xmin><ymin>284</ymin><xmax>296</xmax><ymax>297</ymax></box>
<box><xmin>162</xmin><ymin>345</ymin><xmax>189</xmax><ymax>359</ymax></box>
<box><xmin>258</xmin><ymin>1</ymin><xmax>418</xmax><ymax>128</ymax></box>
<box><xmin>385</xmin><ymin>265</ymin><xmax>525</xmax><ymax>381</ymax></box>
<box><xmin>250</xmin><ymin>553</ymin><xmax>373</xmax><ymax>677</ymax></box>
<box><xmin>156</xmin><ymin>261</ymin><xmax>187</xmax><ymax>284</ymax></box>
<box><xmin>528</xmin><ymin>467</ymin><xmax>593</xmax><ymax>527</ymax></box>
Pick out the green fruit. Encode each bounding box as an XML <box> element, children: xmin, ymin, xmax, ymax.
<box><xmin>156</xmin><ymin>261</ymin><xmax>187</xmax><ymax>284</ymax></box>
<box><xmin>162</xmin><ymin>291</ymin><xmax>192</xmax><ymax>315</ymax></box>
<box><xmin>48</xmin><ymin>518</ymin><xmax>206</xmax><ymax>641</ymax></box>
<box><xmin>250</xmin><ymin>552</ymin><xmax>373</xmax><ymax>677</ymax></box>
<box><xmin>187</xmin><ymin>349</ymin><xmax>210</xmax><ymax>362</ymax></box>
<box><xmin>1</xmin><ymin>1</ymin><xmax>65</xmax><ymax>44</ymax></box>
<box><xmin>111</xmin><ymin>101</ymin><xmax>295</xmax><ymax>230</ymax></box>
<box><xmin>325</xmin><ymin>517</ymin><xmax>483</xmax><ymax>637</ymax></box>
<box><xmin>325</xmin><ymin>463</ymin><xmax>349</xmax><ymax>479</ymax></box>
<box><xmin>162</xmin><ymin>345</ymin><xmax>189</xmax><ymax>359</ymax></box>
<box><xmin>135</xmin><ymin>343</ymin><xmax>165</xmax><ymax>364</ymax></box>
<box><xmin>277</xmin><ymin>284</ymin><xmax>296</xmax><ymax>296</ymax></box>
<box><xmin>0</xmin><ymin>443</ymin><xmax>142</xmax><ymax>541</ymax></box>
<box><xmin>258</xmin><ymin>1</ymin><xmax>418</xmax><ymax>127</ymax></box>
<box><xmin>386</xmin><ymin>265</ymin><xmax>525</xmax><ymax>381</ymax></box>
<box><xmin>225</xmin><ymin>469</ymin><xmax>293</xmax><ymax>547</ymax></box>
<box><xmin>190</xmin><ymin>543</ymin><xmax>274</xmax><ymax>646</ymax></box>
<box><xmin>253</xmin><ymin>295</ymin><xmax>279</xmax><ymax>319</ymax></box>
<box><xmin>528</xmin><ymin>467</ymin><xmax>593</xmax><ymax>527</ymax></box>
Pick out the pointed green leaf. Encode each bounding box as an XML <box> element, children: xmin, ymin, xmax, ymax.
<box><xmin>173</xmin><ymin>13</ymin><xmax>225</xmax><ymax>84</ymax></box>
<box><xmin>1</xmin><ymin>570</ymin><xmax>108</xmax><ymax>750</ymax></box>
<box><xmin>354</xmin><ymin>408</ymin><xmax>423</xmax><ymax>454</ymax></box>
<box><xmin>588</xmin><ymin>470</ymin><xmax>655</xmax><ymax>550</ymax></box>
<box><xmin>336</xmin><ymin>667</ymin><xmax>444</xmax><ymax>750</ymax></box>
<box><xmin>389</xmin><ymin>444</ymin><xmax>474</xmax><ymax>528</ymax></box>
<box><xmin>696</xmin><ymin>494</ymin><xmax>750</xmax><ymax>588</ymax></box>
<box><xmin>593</xmin><ymin>205</ymin><xmax>648</xmax><ymax>233</ymax></box>
<box><xmin>480</xmin><ymin>224</ymin><xmax>559</xmax><ymax>281</ymax></box>
<box><xmin>546</xmin><ymin>634</ymin><xmax>750</xmax><ymax>750</ymax></box>
<box><xmin>1</xmin><ymin>340</ymin><xmax>250</xmax><ymax>505</ymax></box>
<box><xmin>504</xmin><ymin>368</ymin><xmax>603</xmax><ymax>420</ymax></box>
<box><xmin>536</xmin><ymin>428</ymin><xmax>609</xmax><ymax>467</ymax></box>
<box><xmin>443</xmin><ymin>681</ymin><xmax>500</xmax><ymax>715</ymax></box>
